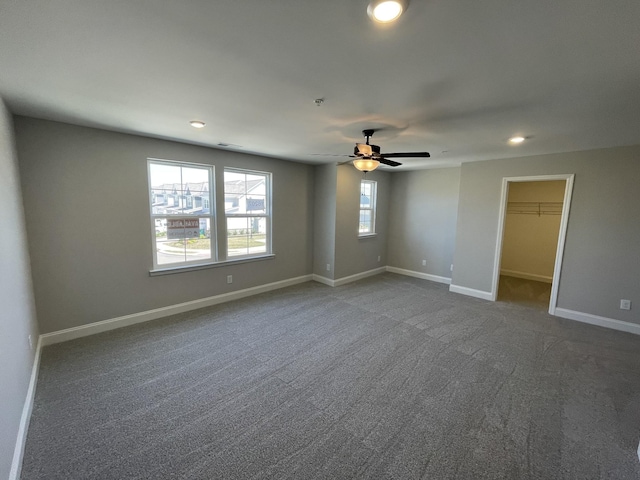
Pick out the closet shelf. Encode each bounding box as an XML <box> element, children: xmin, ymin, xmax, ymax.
<box><xmin>507</xmin><ymin>201</ymin><xmax>563</xmax><ymax>216</ymax></box>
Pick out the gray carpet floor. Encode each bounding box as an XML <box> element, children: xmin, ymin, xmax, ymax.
<box><xmin>21</xmin><ymin>273</ymin><xmax>640</xmax><ymax>479</ymax></box>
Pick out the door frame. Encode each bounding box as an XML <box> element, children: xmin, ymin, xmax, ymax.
<box><xmin>490</xmin><ymin>174</ymin><xmax>575</xmax><ymax>314</ymax></box>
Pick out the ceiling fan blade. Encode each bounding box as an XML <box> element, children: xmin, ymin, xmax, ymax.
<box><xmin>380</xmin><ymin>152</ymin><xmax>431</xmax><ymax>158</ymax></box>
<box><xmin>308</xmin><ymin>153</ymin><xmax>351</xmax><ymax>157</ymax></box>
<box><xmin>379</xmin><ymin>158</ymin><xmax>402</xmax><ymax>167</ymax></box>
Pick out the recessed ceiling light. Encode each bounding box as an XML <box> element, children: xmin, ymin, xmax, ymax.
<box><xmin>509</xmin><ymin>136</ymin><xmax>525</xmax><ymax>144</ymax></box>
<box><xmin>368</xmin><ymin>0</ymin><xmax>407</xmax><ymax>23</ymax></box>
<box><xmin>190</xmin><ymin>120</ymin><xmax>206</xmax><ymax>129</ymax></box>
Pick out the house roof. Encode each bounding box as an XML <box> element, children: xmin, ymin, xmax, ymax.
<box><xmin>224</xmin><ymin>179</ymin><xmax>264</xmax><ymax>195</ymax></box>
<box><xmin>1</xmin><ymin>1</ymin><xmax>639</xmax><ymax>170</ymax></box>
<box><xmin>152</xmin><ymin>182</ymin><xmax>209</xmax><ymax>196</ymax></box>
<box><xmin>153</xmin><ymin>179</ymin><xmax>263</xmax><ymax>196</ymax></box>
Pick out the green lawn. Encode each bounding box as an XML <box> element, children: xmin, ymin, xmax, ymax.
<box><xmin>167</xmin><ymin>234</ymin><xmax>265</xmax><ymax>249</ymax></box>
<box><xmin>166</xmin><ymin>238</ymin><xmax>211</xmax><ymax>249</ymax></box>
<box><xmin>228</xmin><ymin>234</ymin><xmax>265</xmax><ymax>248</ymax></box>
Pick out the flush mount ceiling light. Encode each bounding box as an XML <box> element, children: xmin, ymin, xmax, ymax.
<box><xmin>367</xmin><ymin>0</ymin><xmax>408</xmax><ymax>23</ymax></box>
<box><xmin>509</xmin><ymin>136</ymin><xmax>526</xmax><ymax>144</ymax></box>
<box><xmin>353</xmin><ymin>158</ymin><xmax>381</xmax><ymax>173</ymax></box>
<box><xmin>189</xmin><ymin>120</ymin><xmax>206</xmax><ymax>129</ymax></box>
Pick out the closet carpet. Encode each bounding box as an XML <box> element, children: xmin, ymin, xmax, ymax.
<box><xmin>497</xmin><ymin>275</ymin><xmax>552</xmax><ymax>311</ymax></box>
<box><xmin>21</xmin><ymin>273</ymin><xmax>640</xmax><ymax>479</ymax></box>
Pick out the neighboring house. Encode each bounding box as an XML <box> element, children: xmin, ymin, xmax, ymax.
<box><xmin>151</xmin><ymin>177</ymin><xmax>266</xmax><ymax>235</ymax></box>
<box><xmin>151</xmin><ymin>182</ymin><xmax>211</xmax><ymax>216</ymax></box>
<box><xmin>223</xmin><ymin>177</ymin><xmax>266</xmax><ymax>233</ymax></box>
<box><xmin>224</xmin><ymin>178</ymin><xmax>264</xmax><ymax>212</ymax></box>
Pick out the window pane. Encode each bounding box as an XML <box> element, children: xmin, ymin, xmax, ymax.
<box><xmin>150</xmin><ymin>163</ymin><xmax>180</xmax><ymax>186</ymax></box>
<box><xmin>359</xmin><ymin>210</ymin><xmax>372</xmax><ymax>233</ymax></box>
<box><xmin>154</xmin><ymin>217</ymin><xmax>212</xmax><ymax>265</ymax></box>
<box><xmin>150</xmin><ymin>163</ymin><xmax>210</xmax><ymax>215</ymax></box>
<box><xmin>359</xmin><ymin>180</ymin><xmax>376</xmax><ymax>235</ymax></box>
<box><xmin>361</xmin><ymin>181</ymin><xmax>372</xmax><ymax>206</ymax></box>
<box><xmin>224</xmin><ymin>170</ymin><xmax>246</xmax><ymax>191</ymax></box>
<box><xmin>224</xmin><ymin>170</ymin><xmax>267</xmax><ymax>214</ymax></box>
<box><xmin>227</xmin><ymin>217</ymin><xmax>267</xmax><ymax>257</ymax></box>
<box><xmin>224</xmin><ymin>168</ymin><xmax>271</xmax><ymax>259</ymax></box>
<box><xmin>181</xmin><ymin>166</ymin><xmax>209</xmax><ymax>186</ymax></box>
<box><xmin>148</xmin><ymin>159</ymin><xmax>215</xmax><ymax>269</ymax></box>
<box><xmin>246</xmin><ymin>174</ymin><xmax>266</xmax><ymax>195</ymax></box>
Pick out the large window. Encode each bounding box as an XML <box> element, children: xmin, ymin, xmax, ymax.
<box><xmin>359</xmin><ymin>179</ymin><xmax>377</xmax><ymax>235</ymax></box>
<box><xmin>224</xmin><ymin>168</ymin><xmax>271</xmax><ymax>258</ymax></box>
<box><xmin>148</xmin><ymin>159</ymin><xmax>214</xmax><ymax>268</ymax></box>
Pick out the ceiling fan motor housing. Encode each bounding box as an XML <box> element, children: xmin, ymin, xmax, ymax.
<box><xmin>354</xmin><ymin>143</ymin><xmax>381</xmax><ymax>158</ymax></box>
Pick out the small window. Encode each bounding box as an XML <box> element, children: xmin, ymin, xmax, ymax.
<box><xmin>148</xmin><ymin>159</ymin><xmax>215</xmax><ymax>268</ymax></box>
<box><xmin>359</xmin><ymin>179</ymin><xmax>377</xmax><ymax>235</ymax></box>
<box><xmin>224</xmin><ymin>168</ymin><xmax>271</xmax><ymax>258</ymax></box>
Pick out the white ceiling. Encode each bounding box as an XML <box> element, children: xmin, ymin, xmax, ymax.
<box><xmin>1</xmin><ymin>0</ymin><xmax>639</xmax><ymax>170</ymax></box>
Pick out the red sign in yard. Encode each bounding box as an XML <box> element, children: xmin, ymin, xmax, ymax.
<box><xmin>167</xmin><ymin>218</ymin><xmax>200</xmax><ymax>239</ymax></box>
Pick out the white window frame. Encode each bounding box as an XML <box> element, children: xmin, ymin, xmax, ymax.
<box><xmin>224</xmin><ymin>167</ymin><xmax>272</xmax><ymax>259</ymax></box>
<box><xmin>147</xmin><ymin>158</ymin><xmax>216</xmax><ymax>270</ymax></box>
<box><xmin>359</xmin><ymin>179</ymin><xmax>377</xmax><ymax>236</ymax></box>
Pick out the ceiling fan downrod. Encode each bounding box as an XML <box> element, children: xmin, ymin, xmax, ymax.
<box><xmin>362</xmin><ymin>129</ymin><xmax>375</xmax><ymax>145</ymax></box>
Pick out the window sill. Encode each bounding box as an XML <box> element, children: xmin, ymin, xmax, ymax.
<box><xmin>149</xmin><ymin>254</ymin><xmax>275</xmax><ymax>276</ymax></box>
<box><xmin>358</xmin><ymin>233</ymin><xmax>378</xmax><ymax>239</ymax></box>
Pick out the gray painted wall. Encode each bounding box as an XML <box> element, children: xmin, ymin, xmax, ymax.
<box><xmin>452</xmin><ymin>145</ymin><xmax>640</xmax><ymax>323</ymax></box>
<box><xmin>388</xmin><ymin>168</ymin><xmax>461</xmax><ymax>279</ymax></box>
<box><xmin>0</xmin><ymin>102</ymin><xmax>39</xmax><ymax>479</ymax></box>
<box><xmin>334</xmin><ymin>166</ymin><xmax>389</xmax><ymax>279</ymax></box>
<box><xmin>15</xmin><ymin>117</ymin><xmax>314</xmax><ymax>333</ymax></box>
<box><xmin>312</xmin><ymin>163</ymin><xmax>337</xmax><ymax>279</ymax></box>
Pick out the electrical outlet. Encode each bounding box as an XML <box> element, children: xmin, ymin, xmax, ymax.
<box><xmin>620</xmin><ymin>299</ymin><xmax>631</xmax><ymax>310</ymax></box>
<box><xmin>28</xmin><ymin>335</ymin><xmax>33</xmax><ymax>349</ymax></box>
<box><xmin>326</xmin><ymin>263</ymin><xmax>330</xmax><ymax>271</ymax></box>
<box><xmin>377</xmin><ymin>255</ymin><xmax>381</xmax><ymax>262</ymax></box>
<box><xmin>226</xmin><ymin>275</ymin><xmax>233</xmax><ymax>284</ymax></box>
<box><xmin>422</xmin><ymin>259</ymin><xmax>426</xmax><ymax>266</ymax></box>
<box><xmin>450</xmin><ymin>264</ymin><xmax>454</xmax><ymax>272</ymax></box>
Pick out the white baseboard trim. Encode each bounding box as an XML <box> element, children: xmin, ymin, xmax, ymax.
<box><xmin>449</xmin><ymin>284</ymin><xmax>493</xmax><ymax>301</ymax></box>
<box><xmin>501</xmin><ymin>269</ymin><xmax>552</xmax><ymax>283</ymax></box>
<box><xmin>312</xmin><ymin>274</ymin><xmax>334</xmax><ymax>287</ymax></box>
<box><xmin>333</xmin><ymin>267</ymin><xmax>386</xmax><ymax>287</ymax></box>
<box><xmin>9</xmin><ymin>337</ymin><xmax>42</xmax><ymax>480</ymax></box>
<box><xmin>386</xmin><ymin>266</ymin><xmax>451</xmax><ymax>285</ymax></box>
<box><xmin>313</xmin><ymin>267</ymin><xmax>387</xmax><ymax>288</ymax></box>
<box><xmin>554</xmin><ymin>308</ymin><xmax>640</xmax><ymax>336</ymax></box>
<box><xmin>40</xmin><ymin>274</ymin><xmax>313</xmax><ymax>346</ymax></box>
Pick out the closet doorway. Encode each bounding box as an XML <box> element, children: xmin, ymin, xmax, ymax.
<box><xmin>492</xmin><ymin>175</ymin><xmax>574</xmax><ymax>314</ymax></box>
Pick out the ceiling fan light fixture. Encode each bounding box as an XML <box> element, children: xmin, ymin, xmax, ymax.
<box><xmin>353</xmin><ymin>159</ymin><xmax>381</xmax><ymax>173</ymax></box>
<box><xmin>368</xmin><ymin>0</ymin><xmax>407</xmax><ymax>23</ymax></box>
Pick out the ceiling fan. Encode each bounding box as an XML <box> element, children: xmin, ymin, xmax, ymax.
<box><xmin>350</xmin><ymin>129</ymin><xmax>430</xmax><ymax>172</ymax></box>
